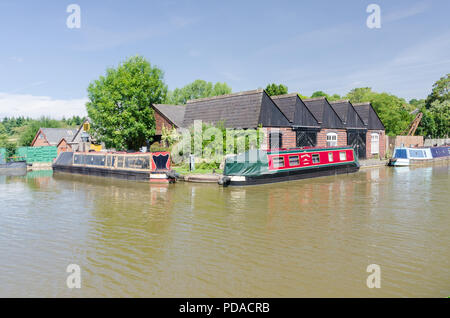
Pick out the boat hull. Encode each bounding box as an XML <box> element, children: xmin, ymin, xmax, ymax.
<box><xmin>223</xmin><ymin>162</ymin><xmax>359</xmax><ymax>186</ymax></box>
<box><xmin>53</xmin><ymin>164</ymin><xmax>175</xmax><ymax>183</ymax></box>
<box><xmin>388</xmin><ymin>158</ymin><xmax>410</xmax><ymax>166</ymax></box>
<box><xmin>0</xmin><ymin>161</ymin><xmax>27</xmax><ymax>176</ymax></box>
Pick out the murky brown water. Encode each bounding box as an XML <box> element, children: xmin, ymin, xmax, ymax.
<box><xmin>0</xmin><ymin>165</ymin><xmax>449</xmax><ymax>297</ymax></box>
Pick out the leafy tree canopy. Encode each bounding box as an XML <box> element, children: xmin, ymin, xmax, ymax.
<box><xmin>19</xmin><ymin>117</ymin><xmax>62</xmax><ymax>146</ymax></box>
<box><xmin>369</xmin><ymin>93</ymin><xmax>413</xmax><ymax>136</ymax></box>
<box><xmin>344</xmin><ymin>87</ymin><xmax>414</xmax><ymax>136</ymax></box>
<box><xmin>265</xmin><ymin>83</ymin><xmax>288</xmax><ymax>96</ymax></box>
<box><xmin>345</xmin><ymin>87</ymin><xmax>375</xmax><ymax>103</ymax></box>
<box><xmin>425</xmin><ymin>73</ymin><xmax>449</xmax><ymax>109</ymax></box>
<box><xmin>311</xmin><ymin>91</ymin><xmax>328</xmax><ymax>98</ymax></box>
<box><xmin>86</xmin><ymin>55</ymin><xmax>167</xmax><ymax>150</ymax></box>
<box><xmin>166</xmin><ymin>80</ymin><xmax>232</xmax><ymax>104</ymax></box>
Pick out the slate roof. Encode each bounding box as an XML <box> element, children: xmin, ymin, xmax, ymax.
<box><xmin>303</xmin><ymin>97</ymin><xmax>344</xmax><ymax>129</ymax></box>
<box><xmin>329</xmin><ymin>100</ymin><xmax>366</xmax><ymax>129</ymax></box>
<box><xmin>153</xmin><ymin>104</ymin><xmax>185</xmax><ymax>128</ymax></box>
<box><xmin>353</xmin><ymin>102</ymin><xmax>385</xmax><ymax>130</ymax></box>
<box><xmin>182</xmin><ymin>89</ymin><xmax>290</xmax><ymax>128</ymax></box>
<box><xmin>39</xmin><ymin>128</ymin><xmax>78</xmax><ymax>146</ymax></box>
<box><xmin>271</xmin><ymin>93</ymin><xmax>320</xmax><ymax>128</ymax></box>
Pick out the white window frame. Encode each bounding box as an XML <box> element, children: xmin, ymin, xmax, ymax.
<box><xmin>371</xmin><ymin>133</ymin><xmax>379</xmax><ymax>154</ymax></box>
<box><xmin>326</xmin><ymin>132</ymin><xmax>338</xmax><ymax>147</ymax></box>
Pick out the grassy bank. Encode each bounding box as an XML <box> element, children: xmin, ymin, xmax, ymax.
<box><xmin>172</xmin><ymin>164</ymin><xmax>223</xmax><ymax>175</ymax></box>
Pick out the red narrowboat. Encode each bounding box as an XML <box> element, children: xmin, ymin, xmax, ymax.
<box><xmin>219</xmin><ymin>146</ymin><xmax>359</xmax><ymax>186</ymax></box>
<box><xmin>52</xmin><ymin>151</ymin><xmax>177</xmax><ymax>183</ymax></box>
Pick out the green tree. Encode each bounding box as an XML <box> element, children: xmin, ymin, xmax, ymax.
<box><xmin>418</xmin><ymin>100</ymin><xmax>450</xmax><ymax>138</ymax></box>
<box><xmin>417</xmin><ymin>75</ymin><xmax>450</xmax><ymax>137</ymax></box>
<box><xmin>425</xmin><ymin>74</ymin><xmax>449</xmax><ymax>109</ymax></box>
<box><xmin>327</xmin><ymin>94</ymin><xmax>342</xmax><ymax>101</ymax></box>
<box><xmin>298</xmin><ymin>93</ymin><xmax>309</xmax><ymax>100</ymax></box>
<box><xmin>345</xmin><ymin>87</ymin><xmax>375</xmax><ymax>103</ymax></box>
<box><xmin>265</xmin><ymin>83</ymin><xmax>288</xmax><ymax>96</ymax></box>
<box><xmin>166</xmin><ymin>80</ymin><xmax>232</xmax><ymax>104</ymax></box>
<box><xmin>409</xmin><ymin>98</ymin><xmax>425</xmax><ymax>108</ymax></box>
<box><xmin>18</xmin><ymin>117</ymin><xmax>62</xmax><ymax>146</ymax></box>
<box><xmin>0</xmin><ymin>124</ymin><xmax>17</xmax><ymax>160</ymax></box>
<box><xmin>311</xmin><ymin>91</ymin><xmax>329</xmax><ymax>98</ymax></box>
<box><xmin>212</xmin><ymin>82</ymin><xmax>232</xmax><ymax>96</ymax></box>
<box><xmin>86</xmin><ymin>56</ymin><xmax>167</xmax><ymax>150</ymax></box>
<box><xmin>369</xmin><ymin>93</ymin><xmax>413</xmax><ymax>136</ymax></box>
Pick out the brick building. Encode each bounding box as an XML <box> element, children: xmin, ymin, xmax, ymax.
<box><xmin>330</xmin><ymin>100</ymin><xmax>368</xmax><ymax>159</ymax></box>
<box><xmin>31</xmin><ymin>119</ymin><xmax>100</xmax><ymax>154</ymax></box>
<box><xmin>271</xmin><ymin>93</ymin><xmax>320</xmax><ymax>149</ymax></box>
<box><xmin>31</xmin><ymin>128</ymin><xmax>77</xmax><ymax>150</ymax></box>
<box><xmin>56</xmin><ymin>138</ymin><xmax>72</xmax><ymax>154</ymax></box>
<box><xmin>182</xmin><ymin>89</ymin><xmax>291</xmax><ymax>150</ymax></box>
<box><xmin>180</xmin><ymin>89</ymin><xmax>386</xmax><ymax>157</ymax></box>
<box><xmin>151</xmin><ymin>104</ymin><xmax>185</xmax><ymax>143</ymax></box>
<box><xmin>353</xmin><ymin>102</ymin><xmax>386</xmax><ymax>159</ymax></box>
<box><xmin>303</xmin><ymin>97</ymin><xmax>347</xmax><ymax>148</ymax></box>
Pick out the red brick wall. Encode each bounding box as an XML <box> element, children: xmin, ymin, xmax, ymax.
<box><xmin>32</xmin><ymin>130</ymin><xmax>50</xmax><ymax>147</ymax></box>
<box><xmin>366</xmin><ymin>130</ymin><xmax>386</xmax><ymax>159</ymax></box>
<box><xmin>57</xmin><ymin>139</ymin><xmax>72</xmax><ymax>155</ymax></box>
<box><xmin>262</xmin><ymin>128</ymin><xmax>350</xmax><ymax>150</ymax></box>
<box><xmin>154</xmin><ymin>110</ymin><xmax>175</xmax><ymax>135</ymax></box>
<box><xmin>262</xmin><ymin>127</ymin><xmax>296</xmax><ymax>150</ymax></box>
<box><xmin>316</xmin><ymin>129</ymin><xmax>347</xmax><ymax>148</ymax></box>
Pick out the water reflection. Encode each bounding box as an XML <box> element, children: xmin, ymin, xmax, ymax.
<box><xmin>0</xmin><ymin>166</ymin><xmax>449</xmax><ymax>297</ymax></box>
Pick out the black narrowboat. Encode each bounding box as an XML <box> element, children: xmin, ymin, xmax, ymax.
<box><xmin>219</xmin><ymin>146</ymin><xmax>359</xmax><ymax>186</ymax></box>
<box><xmin>0</xmin><ymin>161</ymin><xmax>27</xmax><ymax>176</ymax></box>
<box><xmin>53</xmin><ymin>151</ymin><xmax>177</xmax><ymax>183</ymax></box>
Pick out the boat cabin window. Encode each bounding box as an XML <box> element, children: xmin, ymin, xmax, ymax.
<box><xmin>312</xmin><ymin>154</ymin><xmax>320</xmax><ymax>164</ymax></box>
<box><xmin>125</xmin><ymin>156</ymin><xmax>150</xmax><ymax>170</ymax></box>
<box><xmin>117</xmin><ymin>156</ymin><xmax>124</xmax><ymax>168</ymax></box>
<box><xmin>328</xmin><ymin>152</ymin><xmax>333</xmax><ymax>162</ymax></box>
<box><xmin>289</xmin><ymin>155</ymin><xmax>299</xmax><ymax>166</ymax></box>
<box><xmin>326</xmin><ymin>133</ymin><xmax>338</xmax><ymax>147</ymax></box>
<box><xmin>339</xmin><ymin>151</ymin><xmax>347</xmax><ymax>161</ymax></box>
<box><xmin>394</xmin><ymin>149</ymin><xmax>407</xmax><ymax>159</ymax></box>
<box><xmin>272</xmin><ymin>157</ymin><xmax>285</xmax><ymax>168</ymax></box>
<box><xmin>408</xmin><ymin>149</ymin><xmax>425</xmax><ymax>158</ymax></box>
<box><xmin>85</xmin><ymin>155</ymin><xmax>105</xmax><ymax>166</ymax></box>
<box><xmin>73</xmin><ymin>154</ymin><xmax>82</xmax><ymax>164</ymax></box>
<box><xmin>106</xmin><ymin>156</ymin><xmax>112</xmax><ymax>167</ymax></box>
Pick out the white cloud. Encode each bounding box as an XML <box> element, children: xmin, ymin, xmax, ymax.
<box><xmin>0</xmin><ymin>92</ymin><xmax>87</xmax><ymax>119</ymax></box>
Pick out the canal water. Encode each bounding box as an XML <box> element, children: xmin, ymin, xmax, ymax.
<box><xmin>0</xmin><ymin>165</ymin><xmax>449</xmax><ymax>297</ymax></box>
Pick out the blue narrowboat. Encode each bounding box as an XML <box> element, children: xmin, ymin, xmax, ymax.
<box><xmin>388</xmin><ymin>146</ymin><xmax>450</xmax><ymax>166</ymax></box>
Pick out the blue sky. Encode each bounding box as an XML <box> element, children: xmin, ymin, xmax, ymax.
<box><xmin>0</xmin><ymin>0</ymin><xmax>449</xmax><ymax>118</ymax></box>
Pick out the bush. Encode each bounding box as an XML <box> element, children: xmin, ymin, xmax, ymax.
<box><xmin>149</xmin><ymin>142</ymin><xmax>169</xmax><ymax>152</ymax></box>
